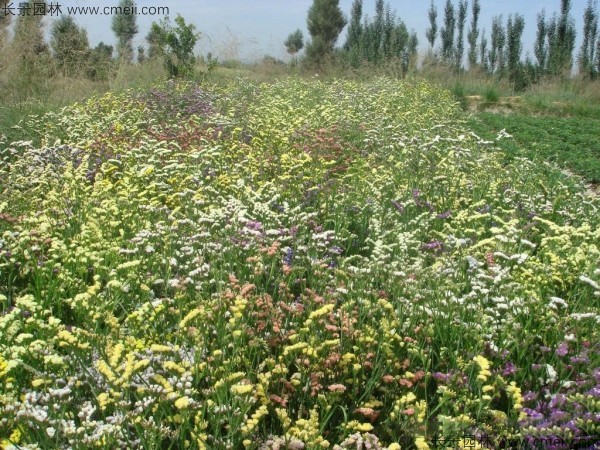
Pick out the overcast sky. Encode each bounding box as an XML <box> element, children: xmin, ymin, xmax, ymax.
<box><xmin>43</xmin><ymin>0</ymin><xmax>592</xmax><ymax>62</ymax></box>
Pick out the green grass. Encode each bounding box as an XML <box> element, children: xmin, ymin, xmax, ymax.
<box><xmin>0</xmin><ymin>101</ymin><xmax>52</xmax><ymax>149</ymax></box>
<box><xmin>467</xmin><ymin>111</ymin><xmax>600</xmax><ymax>185</ymax></box>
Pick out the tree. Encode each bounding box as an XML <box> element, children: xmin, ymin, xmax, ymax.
<box><xmin>284</xmin><ymin>29</ymin><xmax>304</xmax><ymax>67</ymax></box>
<box><xmin>425</xmin><ymin>0</ymin><xmax>437</xmax><ymax>53</ymax></box>
<box><xmin>0</xmin><ymin>0</ymin><xmax>11</xmax><ymax>49</ymax></box>
<box><xmin>284</xmin><ymin>29</ymin><xmax>304</xmax><ymax>55</ymax></box>
<box><xmin>534</xmin><ymin>10</ymin><xmax>548</xmax><ymax>75</ymax></box>
<box><xmin>146</xmin><ymin>24</ymin><xmax>163</xmax><ymax>59</ymax></box>
<box><xmin>111</xmin><ymin>0</ymin><xmax>138</xmax><ymax>62</ymax></box>
<box><xmin>345</xmin><ymin>0</ymin><xmax>363</xmax><ymax>50</ymax></box>
<box><xmin>455</xmin><ymin>0</ymin><xmax>468</xmax><ymax>70</ymax></box>
<box><xmin>467</xmin><ymin>0</ymin><xmax>480</xmax><ymax>68</ymax></box>
<box><xmin>489</xmin><ymin>15</ymin><xmax>505</xmax><ymax>75</ymax></box>
<box><xmin>547</xmin><ymin>0</ymin><xmax>576</xmax><ymax>76</ymax></box>
<box><xmin>150</xmin><ymin>15</ymin><xmax>200</xmax><ymax>78</ymax></box>
<box><xmin>596</xmin><ymin>35</ymin><xmax>600</xmax><ymax>74</ymax></box>
<box><xmin>426</xmin><ymin>0</ymin><xmax>438</xmax><ymax>52</ymax></box>
<box><xmin>50</xmin><ymin>15</ymin><xmax>90</xmax><ymax>76</ymax></box>
<box><xmin>505</xmin><ymin>13</ymin><xmax>525</xmax><ymax>87</ymax></box>
<box><xmin>305</xmin><ymin>0</ymin><xmax>346</xmax><ymax>66</ymax></box>
<box><xmin>479</xmin><ymin>28</ymin><xmax>488</xmax><ymax>72</ymax></box>
<box><xmin>579</xmin><ymin>0</ymin><xmax>598</xmax><ymax>78</ymax></box>
<box><xmin>11</xmin><ymin>1</ymin><xmax>50</xmax><ymax>74</ymax></box>
<box><xmin>137</xmin><ymin>45</ymin><xmax>145</xmax><ymax>64</ymax></box>
<box><xmin>440</xmin><ymin>0</ymin><xmax>455</xmax><ymax>64</ymax></box>
<box><xmin>87</xmin><ymin>42</ymin><xmax>113</xmax><ymax>80</ymax></box>
<box><xmin>344</xmin><ymin>0</ymin><xmax>363</xmax><ymax>66</ymax></box>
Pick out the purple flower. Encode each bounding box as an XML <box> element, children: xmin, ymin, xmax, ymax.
<box><xmin>283</xmin><ymin>248</ymin><xmax>294</xmax><ymax>266</ymax></box>
<box><xmin>503</xmin><ymin>361</ymin><xmax>517</xmax><ymax>376</ymax></box>
<box><xmin>328</xmin><ymin>246</ymin><xmax>343</xmax><ymax>255</ymax></box>
<box><xmin>246</xmin><ymin>221</ymin><xmax>262</xmax><ymax>231</ymax></box>
<box><xmin>436</xmin><ymin>210</ymin><xmax>452</xmax><ymax>219</ymax></box>
<box><xmin>432</xmin><ymin>372</ymin><xmax>451</xmax><ymax>383</ymax></box>
<box><xmin>422</xmin><ymin>240</ymin><xmax>444</xmax><ymax>251</ymax></box>
<box><xmin>391</xmin><ymin>200</ymin><xmax>404</xmax><ymax>213</ymax></box>
<box><xmin>556</xmin><ymin>342</ymin><xmax>569</xmax><ymax>357</ymax></box>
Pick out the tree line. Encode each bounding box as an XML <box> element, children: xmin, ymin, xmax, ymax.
<box><xmin>287</xmin><ymin>0</ymin><xmax>600</xmax><ymax>88</ymax></box>
<box><xmin>0</xmin><ymin>0</ymin><xmax>200</xmax><ymax>81</ymax></box>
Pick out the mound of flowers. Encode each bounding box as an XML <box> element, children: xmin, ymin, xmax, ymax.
<box><xmin>0</xmin><ymin>78</ymin><xmax>598</xmax><ymax>449</ymax></box>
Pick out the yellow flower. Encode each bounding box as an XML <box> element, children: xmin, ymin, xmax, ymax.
<box><xmin>231</xmin><ymin>384</ymin><xmax>254</xmax><ymax>395</ymax></box>
<box><xmin>415</xmin><ymin>436</ymin><xmax>430</xmax><ymax>450</ymax></box>
<box><xmin>388</xmin><ymin>444</ymin><xmax>402</xmax><ymax>450</ymax></box>
<box><xmin>175</xmin><ymin>396</ymin><xmax>191</xmax><ymax>409</ymax></box>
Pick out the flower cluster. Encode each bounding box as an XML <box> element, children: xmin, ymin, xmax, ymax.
<box><xmin>0</xmin><ymin>77</ymin><xmax>598</xmax><ymax>448</ymax></box>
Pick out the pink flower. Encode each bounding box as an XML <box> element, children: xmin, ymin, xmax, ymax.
<box><xmin>328</xmin><ymin>384</ymin><xmax>346</xmax><ymax>392</ymax></box>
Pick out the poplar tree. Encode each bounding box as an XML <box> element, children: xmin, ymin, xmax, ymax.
<box><xmin>344</xmin><ymin>0</ymin><xmax>363</xmax><ymax>50</ymax></box>
<box><xmin>111</xmin><ymin>0</ymin><xmax>138</xmax><ymax>62</ymax></box>
<box><xmin>547</xmin><ymin>0</ymin><xmax>576</xmax><ymax>76</ymax></box>
<box><xmin>305</xmin><ymin>0</ymin><xmax>347</xmax><ymax>66</ymax></box>
<box><xmin>455</xmin><ymin>0</ymin><xmax>468</xmax><ymax>70</ymax></box>
<box><xmin>534</xmin><ymin>10</ymin><xmax>548</xmax><ymax>74</ymax></box>
<box><xmin>479</xmin><ymin>28</ymin><xmax>488</xmax><ymax>72</ymax></box>
<box><xmin>579</xmin><ymin>0</ymin><xmax>598</xmax><ymax>78</ymax></box>
<box><xmin>489</xmin><ymin>15</ymin><xmax>505</xmax><ymax>75</ymax></box>
<box><xmin>467</xmin><ymin>0</ymin><xmax>480</xmax><ymax>68</ymax></box>
<box><xmin>505</xmin><ymin>13</ymin><xmax>525</xmax><ymax>87</ymax></box>
<box><xmin>440</xmin><ymin>0</ymin><xmax>455</xmax><ymax>64</ymax></box>
<box><xmin>425</xmin><ymin>0</ymin><xmax>438</xmax><ymax>52</ymax></box>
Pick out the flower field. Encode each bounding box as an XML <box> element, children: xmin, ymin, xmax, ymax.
<box><xmin>0</xmin><ymin>78</ymin><xmax>599</xmax><ymax>449</ymax></box>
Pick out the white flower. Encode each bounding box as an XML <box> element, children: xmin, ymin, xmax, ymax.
<box><xmin>46</xmin><ymin>427</ymin><xmax>56</xmax><ymax>438</ymax></box>
<box><xmin>579</xmin><ymin>275</ymin><xmax>599</xmax><ymax>290</ymax></box>
<box><xmin>546</xmin><ymin>364</ymin><xmax>557</xmax><ymax>383</ymax></box>
<box><xmin>549</xmin><ymin>297</ymin><xmax>568</xmax><ymax>309</ymax></box>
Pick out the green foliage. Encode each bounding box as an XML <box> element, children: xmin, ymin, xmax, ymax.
<box><xmin>440</xmin><ymin>0</ymin><xmax>455</xmax><ymax>64</ymax></box>
<box><xmin>87</xmin><ymin>42</ymin><xmax>113</xmax><ymax>81</ymax></box>
<box><xmin>467</xmin><ymin>0</ymin><xmax>481</xmax><ymax>68</ymax></box>
<box><xmin>145</xmin><ymin>24</ymin><xmax>164</xmax><ymax>59</ymax></box>
<box><xmin>455</xmin><ymin>0</ymin><xmax>468</xmax><ymax>71</ymax></box>
<box><xmin>534</xmin><ymin>10</ymin><xmax>548</xmax><ymax>75</ymax></box>
<box><xmin>149</xmin><ymin>15</ymin><xmax>200</xmax><ymax>78</ymax></box>
<box><xmin>50</xmin><ymin>15</ymin><xmax>90</xmax><ymax>77</ymax></box>
<box><xmin>344</xmin><ymin>0</ymin><xmax>363</xmax><ymax>67</ymax></box>
<box><xmin>305</xmin><ymin>0</ymin><xmax>347</xmax><ymax>66</ymax></box>
<box><xmin>111</xmin><ymin>0</ymin><xmax>138</xmax><ymax>62</ymax></box>
<box><xmin>10</xmin><ymin>0</ymin><xmax>51</xmax><ymax>82</ymax></box>
<box><xmin>468</xmin><ymin>112</ymin><xmax>600</xmax><ymax>183</ymax></box>
<box><xmin>479</xmin><ymin>28</ymin><xmax>488</xmax><ymax>71</ymax></box>
<box><xmin>506</xmin><ymin>13</ymin><xmax>525</xmax><ymax>89</ymax></box>
<box><xmin>0</xmin><ymin>0</ymin><xmax>10</xmax><ymax>46</ymax></box>
<box><xmin>489</xmin><ymin>15</ymin><xmax>505</xmax><ymax>75</ymax></box>
<box><xmin>137</xmin><ymin>45</ymin><xmax>145</xmax><ymax>64</ymax></box>
<box><xmin>284</xmin><ymin>29</ymin><xmax>304</xmax><ymax>55</ymax></box>
<box><xmin>597</xmin><ymin>34</ymin><xmax>600</xmax><ymax>74</ymax></box>
<box><xmin>482</xmin><ymin>84</ymin><xmax>499</xmax><ymax>103</ymax></box>
<box><xmin>579</xmin><ymin>0</ymin><xmax>598</xmax><ymax>79</ymax></box>
<box><xmin>426</xmin><ymin>0</ymin><xmax>438</xmax><ymax>51</ymax></box>
<box><xmin>547</xmin><ymin>0</ymin><xmax>577</xmax><ymax>77</ymax></box>
<box><xmin>342</xmin><ymin>0</ymin><xmax>417</xmax><ymax>75</ymax></box>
